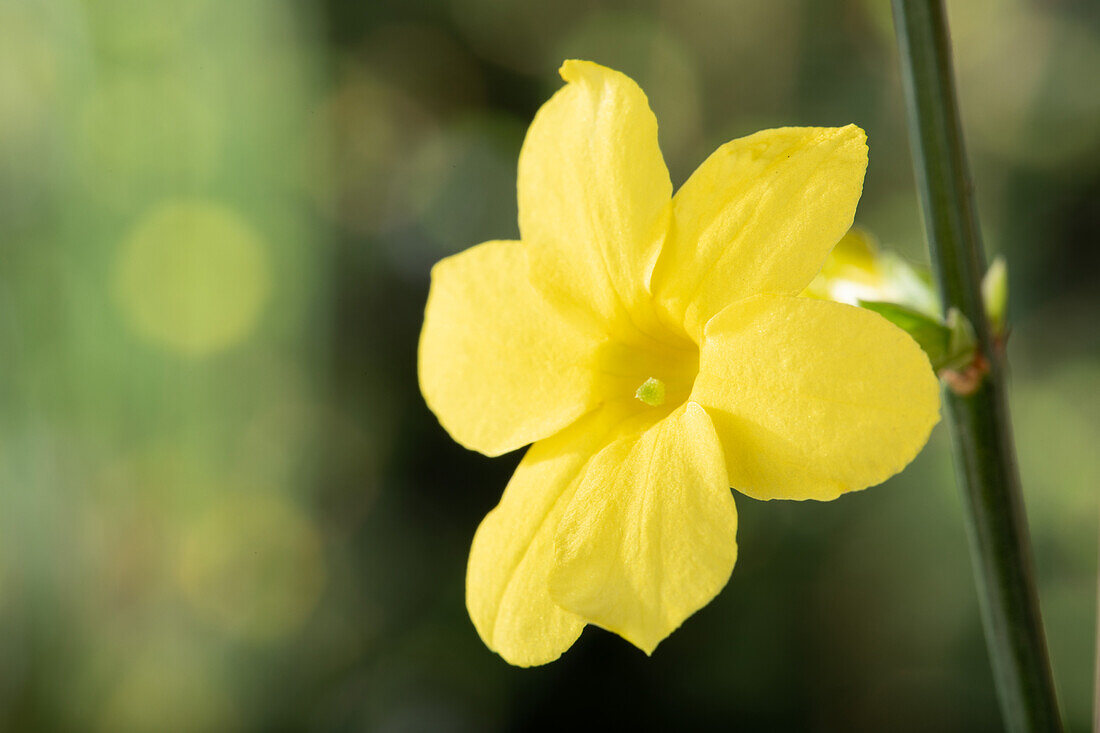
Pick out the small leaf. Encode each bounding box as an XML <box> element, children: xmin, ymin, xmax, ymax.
<box><xmin>941</xmin><ymin>307</ymin><xmax>979</xmax><ymax>372</ymax></box>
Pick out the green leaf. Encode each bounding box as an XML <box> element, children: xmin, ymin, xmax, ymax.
<box><xmin>942</xmin><ymin>307</ymin><xmax>978</xmax><ymax>371</ymax></box>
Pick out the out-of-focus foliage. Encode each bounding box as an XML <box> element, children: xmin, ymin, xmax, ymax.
<box><xmin>0</xmin><ymin>0</ymin><xmax>1095</xmax><ymax>731</ymax></box>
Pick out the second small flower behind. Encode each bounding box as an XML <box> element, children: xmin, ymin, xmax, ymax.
<box><xmin>419</xmin><ymin>60</ymin><xmax>941</xmax><ymax>666</ymax></box>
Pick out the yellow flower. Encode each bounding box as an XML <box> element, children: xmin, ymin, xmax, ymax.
<box><xmin>419</xmin><ymin>60</ymin><xmax>940</xmax><ymax>666</ymax></box>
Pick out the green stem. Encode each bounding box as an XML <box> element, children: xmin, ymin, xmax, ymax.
<box><xmin>1094</xmin><ymin>514</ymin><xmax>1099</xmax><ymax>733</ymax></box>
<box><xmin>890</xmin><ymin>1</ymin><xmax>1062</xmax><ymax>731</ymax></box>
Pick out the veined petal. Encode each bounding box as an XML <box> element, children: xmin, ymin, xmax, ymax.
<box><xmin>466</xmin><ymin>405</ymin><xmax>634</xmax><ymax>666</ymax></box>
<box><xmin>518</xmin><ymin>60</ymin><xmax>672</xmax><ymax>330</ymax></box>
<box><xmin>650</xmin><ymin>126</ymin><xmax>868</xmax><ymax>341</ymax></box>
<box><xmin>549</xmin><ymin>403</ymin><xmax>737</xmax><ymax>655</ymax></box>
<box><xmin>419</xmin><ymin>240</ymin><xmax>605</xmax><ymax>457</ymax></box>
<box><xmin>691</xmin><ymin>295</ymin><xmax>940</xmax><ymax>501</ymax></box>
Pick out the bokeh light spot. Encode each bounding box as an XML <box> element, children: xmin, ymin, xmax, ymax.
<box><xmin>0</xmin><ymin>3</ymin><xmax>61</xmax><ymax>147</ymax></box>
<box><xmin>96</xmin><ymin>634</ymin><xmax>239</xmax><ymax>733</ymax></box>
<box><xmin>112</xmin><ymin>200</ymin><xmax>271</xmax><ymax>357</ymax></box>
<box><xmin>318</xmin><ymin>64</ymin><xmax>436</xmax><ymax>234</ymax></box>
<box><xmin>395</xmin><ymin>113</ymin><xmax>524</xmax><ymax>270</ymax></box>
<box><xmin>177</xmin><ymin>491</ymin><xmax>325</xmax><ymax>642</ymax></box>
<box><xmin>951</xmin><ymin>0</ymin><xmax>1100</xmax><ymax>168</ymax></box>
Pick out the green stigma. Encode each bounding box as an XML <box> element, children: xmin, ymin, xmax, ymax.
<box><xmin>634</xmin><ymin>377</ymin><xmax>667</xmax><ymax>407</ymax></box>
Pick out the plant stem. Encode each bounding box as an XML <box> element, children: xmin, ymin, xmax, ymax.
<box><xmin>890</xmin><ymin>1</ymin><xmax>1062</xmax><ymax>731</ymax></box>
<box><xmin>1094</xmin><ymin>511</ymin><xmax>1099</xmax><ymax>733</ymax></box>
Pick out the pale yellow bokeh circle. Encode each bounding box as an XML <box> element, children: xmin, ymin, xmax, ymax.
<box><xmin>177</xmin><ymin>491</ymin><xmax>325</xmax><ymax>642</ymax></box>
<box><xmin>0</xmin><ymin>3</ymin><xmax>60</xmax><ymax>145</ymax></box>
<box><xmin>113</xmin><ymin>200</ymin><xmax>270</xmax><ymax>356</ymax></box>
<box><xmin>97</xmin><ymin>635</ymin><xmax>239</xmax><ymax>733</ymax></box>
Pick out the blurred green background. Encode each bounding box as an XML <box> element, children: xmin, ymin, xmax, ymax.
<box><xmin>0</xmin><ymin>0</ymin><xmax>1097</xmax><ymax>730</ymax></box>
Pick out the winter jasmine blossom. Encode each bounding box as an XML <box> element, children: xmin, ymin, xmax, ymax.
<box><xmin>419</xmin><ymin>60</ymin><xmax>940</xmax><ymax>666</ymax></box>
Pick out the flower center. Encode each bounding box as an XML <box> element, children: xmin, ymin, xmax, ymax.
<box><xmin>594</xmin><ymin>326</ymin><xmax>699</xmax><ymax>413</ymax></box>
<box><xmin>634</xmin><ymin>377</ymin><xmax>667</xmax><ymax>406</ymax></box>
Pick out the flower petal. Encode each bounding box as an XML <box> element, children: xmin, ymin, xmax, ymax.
<box><xmin>548</xmin><ymin>403</ymin><xmax>737</xmax><ymax>655</ymax></box>
<box><xmin>419</xmin><ymin>240</ymin><xmax>605</xmax><ymax>457</ymax></box>
<box><xmin>691</xmin><ymin>294</ymin><xmax>941</xmax><ymax>501</ymax></box>
<box><xmin>518</xmin><ymin>60</ymin><xmax>672</xmax><ymax>330</ymax></box>
<box><xmin>650</xmin><ymin>126</ymin><xmax>868</xmax><ymax>340</ymax></box>
<box><xmin>466</xmin><ymin>405</ymin><xmax>633</xmax><ymax>666</ymax></box>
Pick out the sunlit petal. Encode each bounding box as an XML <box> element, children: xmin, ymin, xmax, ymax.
<box><xmin>419</xmin><ymin>239</ymin><xmax>606</xmax><ymax>456</ymax></box>
<box><xmin>549</xmin><ymin>403</ymin><xmax>737</xmax><ymax>654</ymax></box>
<box><xmin>518</xmin><ymin>60</ymin><xmax>671</xmax><ymax>330</ymax></box>
<box><xmin>692</xmin><ymin>294</ymin><xmax>940</xmax><ymax>500</ymax></box>
<box><xmin>651</xmin><ymin>126</ymin><xmax>868</xmax><ymax>340</ymax></box>
<box><xmin>467</xmin><ymin>405</ymin><xmax>634</xmax><ymax>665</ymax></box>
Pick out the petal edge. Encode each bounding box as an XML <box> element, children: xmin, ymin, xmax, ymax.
<box><xmin>651</xmin><ymin>126</ymin><xmax>868</xmax><ymax>341</ymax></box>
<box><xmin>519</xmin><ymin>60</ymin><xmax>672</xmax><ymax>330</ymax></box>
<box><xmin>419</xmin><ymin>240</ymin><xmax>605</xmax><ymax>457</ymax></box>
<box><xmin>692</xmin><ymin>294</ymin><xmax>940</xmax><ymax>501</ymax></box>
